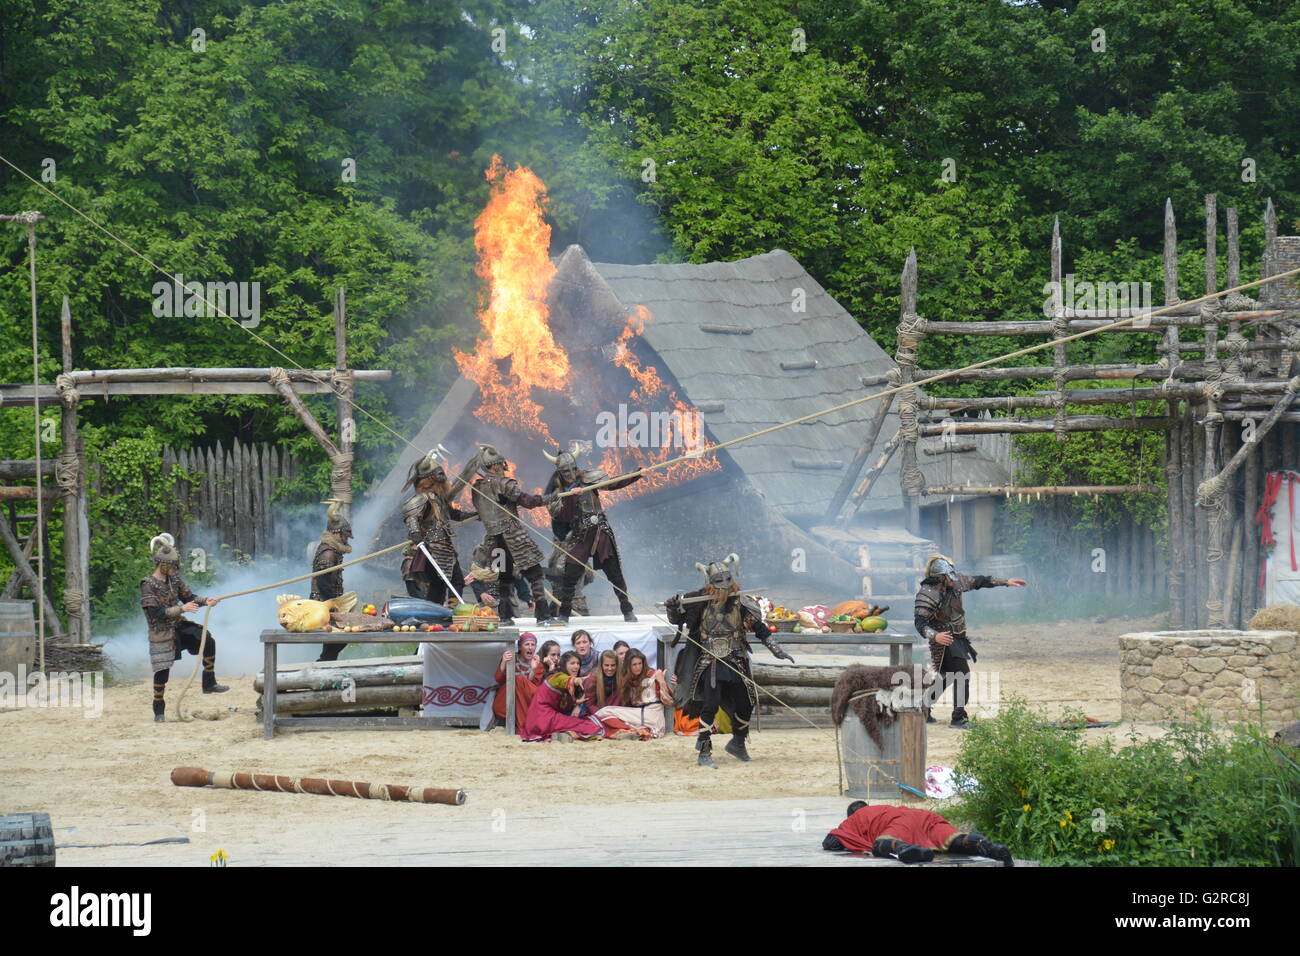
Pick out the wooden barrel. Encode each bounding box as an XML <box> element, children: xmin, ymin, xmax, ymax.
<box><xmin>0</xmin><ymin>600</ymin><xmax>36</xmax><ymax>677</ymax></box>
<box><xmin>0</xmin><ymin>812</ymin><xmax>55</xmax><ymax>867</ymax></box>
<box><xmin>840</xmin><ymin>709</ymin><xmax>926</xmax><ymax>800</ymax></box>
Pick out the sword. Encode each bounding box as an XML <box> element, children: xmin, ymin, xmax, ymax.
<box><xmin>656</xmin><ymin>587</ymin><xmax>767</xmax><ymax>606</ymax></box>
<box><xmin>418</xmin><ymin>541</ymin><xmax>465</xmax><ymax>606</ymax></box>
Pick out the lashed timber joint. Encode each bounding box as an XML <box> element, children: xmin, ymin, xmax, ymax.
<box><xmin>268</xmin><ymin>367</ymin><xmax>353</xmax><ymax>510</ymax></box>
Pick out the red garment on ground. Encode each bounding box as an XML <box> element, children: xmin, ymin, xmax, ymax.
<box><xmin>827</xmin><ymin>805</ymin><xmax>960</xmax><ymax>852</ymax></box>
<box><xmin>493</xmin><ymin>657</ymin><xmax>541</xmax><ymax>727</ymax></box>
<box><xmin>520</xmin><ymin>676</ymin><xmax>604</xmax><ymax>742</ymax></box>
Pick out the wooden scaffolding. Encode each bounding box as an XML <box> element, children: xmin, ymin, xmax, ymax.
<box><xmin>834</xmin><ymin>195</ymin><xmax>1299</xmax><ymax>629</ymax></box>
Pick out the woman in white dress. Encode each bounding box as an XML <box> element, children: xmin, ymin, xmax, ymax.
<box><xmin>595</xmin><ymin>649</ymin><xmax>673</xmax><ymax>739</ymax></box>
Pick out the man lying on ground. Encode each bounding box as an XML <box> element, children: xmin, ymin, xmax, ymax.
<box><xmin>822</xmin><ymin>802</ymin><xmax>1013</xmax><ymax>866</ymax></box>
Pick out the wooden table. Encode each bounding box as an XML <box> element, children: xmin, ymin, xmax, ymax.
<box><xmin>260</xmin><ymin>628</ymin><xmax>521</xmax><ymax>739</ymax></box>
<box><xmin>260</xmin><ymin>626</ymin><xmax>678</xmax><ymax>738</ymax></box>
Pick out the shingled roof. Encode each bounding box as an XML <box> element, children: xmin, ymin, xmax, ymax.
<box><xmin>587</xmin><ymin>249</ymin><xmax>1006</xmax><ymax>524</ymax></box>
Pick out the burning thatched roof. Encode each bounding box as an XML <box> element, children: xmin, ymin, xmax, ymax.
<box><xmin>585</xmin><ymin>248</ymin><xmax>1008</xmax><ymax>523</ymax></box>
<box><xmin>364</xmin><ymin>245</ymin><xmax>1007</xmax><ymax>548</ymax></box>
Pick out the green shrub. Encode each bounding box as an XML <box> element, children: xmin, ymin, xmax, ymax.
<box><xmin>949</xmin><ymin>699</ymin><xmax>1300</xmax><ymax>866</ymax></box>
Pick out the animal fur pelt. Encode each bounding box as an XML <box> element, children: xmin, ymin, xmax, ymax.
<box><xmin>830</xmin><ymin>665</ymin><xmax>916</xmax><ymax>749</ymax></box>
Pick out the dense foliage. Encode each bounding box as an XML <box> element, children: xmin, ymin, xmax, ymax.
<box><xmin>951</xmin><ymin>700</ymin><xmax>1300</xmax><ymax>866</ymax></box>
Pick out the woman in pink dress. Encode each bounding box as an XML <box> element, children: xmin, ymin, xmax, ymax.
<box><xmin>520</xmin><ymin>671</ymin><xmax>605</xmax><ymax>742</ymax></box>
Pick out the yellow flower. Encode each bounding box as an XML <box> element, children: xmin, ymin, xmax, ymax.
<box><xmin>1058</xmin><ymin>810</ymin><xmax>1074</xmax><ymax>828</ymax></box>
<box><xmin>1022</xmin><ymin>804</ymin><xmax>1031</xmax><ymax>812</ymax></box>
<box><xmin>1100</xmin><ymin>839</ymin><xmax>1115</xmax><ymax>852</ymax></box>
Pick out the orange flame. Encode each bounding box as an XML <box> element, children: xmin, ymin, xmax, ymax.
<box><xmin>454</xmin><ymin>156</ymin><xmax>569</xmax><ymax>441</ymax></box>
<box><xmin>456</xmin><ymin>157</ymin><xmax>720</xmax><ymax>510</ymax></box>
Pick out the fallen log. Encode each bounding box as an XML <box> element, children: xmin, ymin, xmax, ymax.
<box><xmin>752</xmin><ymin>685</ymin><xmax>833</xmax><ymax>708</ymax></box>
<box><xmin>259</xmin><ymin>657</ymin><xmax>851</xmax><ymax>695</ymax></box>
<box><xmin>259</xmin><ymin>684</ymin><xmax>421</xmax><ymax>714</ymax></box>
<box><xmin>171</xmin><ymin>767</ymin><xmax>464</xmax><ymax>805</ymax></box>
<box><xmin>255</xmin><ymin>659</ymin><xmax>423</xmax><ymax>692</ymax></box>
<box><xmin>749</xmin><ymin>664</ymin><xmax>849</xmax><ymax>687</ymax></box>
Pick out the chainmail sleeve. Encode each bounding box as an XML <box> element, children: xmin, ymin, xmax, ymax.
<box><xmin>914</xmin><ymin>585</ymin><xmax>940</xmax><ymax>640</ymax></box>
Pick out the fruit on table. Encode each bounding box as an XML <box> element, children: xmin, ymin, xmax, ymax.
<box><xmin>859</xmin><ymin>616</ymin><xmax>888</xmax><ymax>632</ymax></box>
<box><xmin>363</xmin><ymin>604</ymin><xmax>377</xmax><ymax>615</ymax></box>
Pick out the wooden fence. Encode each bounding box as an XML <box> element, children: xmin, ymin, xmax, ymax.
<box><xmin>91</xmin><ymin>441</ymin><xmax>303</xmax><ymax>561</ymax></box>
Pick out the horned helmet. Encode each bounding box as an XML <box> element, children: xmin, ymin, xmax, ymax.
<box><xmin>477</xmin><ymin>443</ymin><xmax>507</xmax><ymax>474</ymax></box>
<box><xmin>542</xmin><ymin>444</ymin><xmax>580</xmax><ymax>483</ymax></box>
<box><xmin>925</xmin><ymin>553</ymin><xmax>959</xmax><ymax>586</ymax></box>
<box><xmin>696</xmin><ymin>552</ymin><xmax>740</xmax><ymax>589</ymax></box>
<box><xmin>149</xmin><ymin>532</ymin><xmax>181</xmax><ymax>569</ymax></box>
<box><xmin>324</xmin><ymin>497</ymin><xmax>352</xmax><ymax>539</ymax></box>
<box><xmin>406</xmin><ymin>445</ymin><xmax>450</xmax><ymax>489</ymax></box>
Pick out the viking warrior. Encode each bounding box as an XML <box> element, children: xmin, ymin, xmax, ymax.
<box><xmin>401</xmin><ymin>447</ymin><xmax>477</xmax><ymax>606</ymax></box>
<box><xmin>469</xmin><ymin>444</ymin><xmax>554</xmax><ymax>626</ymax></box>
<box><xmin>666</xmin><ymin>553</ymin><xmax>794</xmax><ymax>767</ymax></box>
<box><xmin>543</xmin><ymin>445</ymin><xmax>639</xmax><ymax>625</ymax></box>
<box><xmin>314</xmin><ymin>499</ymin><xmax>353</xmax><ymax>663</ymax></box>
<box><xmin>823</xmin><ymin>801</ymin><xmax>1014</xmax><ymax>866</ymax></box>
<box><xmin>914</xmin><ymin>554</ymin><xmax>1026</xmax><ymax>728</ymax></box>
<box><xmin>140</xmin><ymin>533</ymin><xmax>226</xmax><ymax>721</ymax></box>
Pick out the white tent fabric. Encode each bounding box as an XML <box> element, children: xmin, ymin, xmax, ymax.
<box><xmin>420</xmin><ymin>617</ymin><xmax>671</xmax><ymax>720</ymax></box>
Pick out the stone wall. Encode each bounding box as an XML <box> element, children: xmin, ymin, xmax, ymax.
<box><xmin>1119</xmin><ymin>629</ymin><xmax>1298</xmax><ymax>725</ymax></box>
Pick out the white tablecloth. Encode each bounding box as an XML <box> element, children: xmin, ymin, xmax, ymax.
<box><xmin>419</xmin><ymin>617</ymin><xmax>673</xmax><ymax>720</ymax></box>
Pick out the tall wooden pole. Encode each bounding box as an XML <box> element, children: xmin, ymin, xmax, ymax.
<box><xmin>1051</xmin><ymin>217</ymin><xmax>1068</xmax><ymax>441</ymax></box>
<box><xmin>1163</xmin><ymin>200</ymin><xmax>1184</xmax><ymax>625</ymax></box>
<box><xmin>894</xmin><ymin>249</ymin><xmax>925</xmax><ymax>535</ymax></box>
<box><xmin>334</xmin><ymin>287</ymin><xmax>354</xmax><ymax>523</ymax></box>
<box><xmin>58</xmin><ymin>296</ymin><xmax>90</xmax><ymax>641</ymax></box>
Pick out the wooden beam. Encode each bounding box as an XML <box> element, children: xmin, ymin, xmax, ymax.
<box><xmin>0</xmin><ymin>460</ymin><xmax>55</xmax><ymax>479</ymax></box>
<box><xmin>923</xmin><ymin>485</ymin><xmax>1161</xmax><ymax>496</ymax></box>
<box><xmin>0</xmin><ymin>514</ymin><xmax>62</xmax><ymax>635</ymax></box>
<box><xmin>824</xmin><ymin>391</ymin><xmax>895</xmax><ymax>524</ymax></box>
<box><xmin>0</xmin><ymin>487</ymin><xmax>60</xmax><ymax>501</ymax></box>
<box><xmin>918</xmin><ymin>416</ymin><xmax>1170</xmax><ymax>435</ymax></box>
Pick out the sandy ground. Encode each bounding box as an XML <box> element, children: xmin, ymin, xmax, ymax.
<box><xmin>0</xmin><ymin>614</ymin><xmax>1168</xmax><ymax>865</ymax></box>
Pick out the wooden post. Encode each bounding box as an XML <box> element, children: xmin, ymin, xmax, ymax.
<box><xmin>268</xmin><ymin>368</ymin><xmax>352</xmax><ymax>510</ymax></box>
<box><xmin>1226</xmin><ymin>207</ymin><xmax>1240</xmax><ymax>289</ymax></box>
<box><xmin>1205</xmin><ymin>193</ymin><xmax>1218</xmax><ymax>301</ymax></box>
<box><xmin>263</xmin><ymin>640</ymin><xmax>277</xmax><ymax>739</ymax></box>
<box><xmin>1180</xmin><ymin>403</ymin><xmax>1198</xmax><ymax>626</ymax></box>
<box><xmin>824</xmin><ymin>391</ymin><xmax>895</xmax><ymax>524</ymax></box>
<box><xmin>1163</xmin><ymin>198</ymin><xmax>1182</xmax><ymax>370</ymax></box>
<box><xmin>1166</xmin><ymin>414</ymin><xmax>1184</xmax><ymax>625</ymax></box>
<box><xmin>0</xmin><ymin>514</ymin><xmax>62</xmax><ymax>635</ymax></box>
<box><xmin>1051</xmin><ymin>217</ymin><xmax>1069</xmax><ymax>441</ymax></box>
<box><xmin>335</xmin><ymin>287</ymin><xmax>355</xmax><ymax>524</ymax></box>
<box><xmin>894</xmin><ymin>250</ymin><xmax>925</xmax><ymax>535</ymax></box>
<box><xmin>56</xmin><ymin>296</ymin><xmax>90</xmax><ymax>642</ymax></box>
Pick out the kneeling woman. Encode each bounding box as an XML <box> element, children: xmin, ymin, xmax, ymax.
<box><xmin>520</xmin><ymin>670</ymin><xmax>605</xmax><ymax>742</ymax></box>
<box><xmin>596</xmin><ymin>649</ymin><xmax>672</xmax><ymax>739</ymax></box>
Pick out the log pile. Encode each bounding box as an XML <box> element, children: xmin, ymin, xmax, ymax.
<box><xmin>255</xmin><ymin>656</ymin><xmax>858</xmax><ymax>719</ymax></box>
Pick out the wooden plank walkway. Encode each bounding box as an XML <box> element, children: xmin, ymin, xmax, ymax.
<box><xmin>56</xmin><ymin>798</ymin><xmax>1020</xmax><ymax>867</ymax></box>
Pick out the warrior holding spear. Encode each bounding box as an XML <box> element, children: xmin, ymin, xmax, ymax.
<box><xmin>401</xmin><ymin>447</ymin><xmax>478</xmax><ymax>606</ymax></box>
<box><xmin>543</xmin><ymin>443</ymin><xmax>641</xmax><ymax>625</ymax></box>
<box><xmin>470</xmin><ymin>444</ymin><xmax>554</xmax><ymax>626</ymax></box>
<box><xmin>666</xmin><ymin>554</ymin><xmax>794</xmax><ymax>768</ymax></box>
